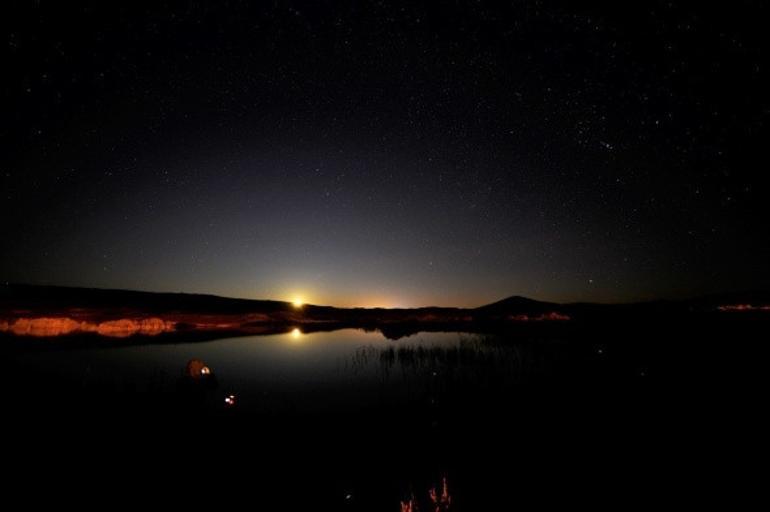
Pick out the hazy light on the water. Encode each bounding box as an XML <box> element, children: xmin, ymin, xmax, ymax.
<box><xmin>291</xmin><ymin>327</ymin><xmax>302</xmax><ymax>340</ymax></box>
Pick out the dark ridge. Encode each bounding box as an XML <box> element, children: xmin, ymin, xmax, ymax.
<box><xmin>3</xmin><ymin>283</ymin><xmax>770</xmax><ymax>315</ymax></box>
<box><xmin>0</xmin><ymin>283</ymin><xmax>294</xmax><ymax>314</ymax></box>
<box><xmin>475</xmin><ymin>295</ymin><xmax>558</xmax><ymax>314</ymax></box>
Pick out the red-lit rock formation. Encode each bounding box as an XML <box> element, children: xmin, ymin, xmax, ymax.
<box><xmin>0</xmin><ymin>316</ymin><xmax>175</xmax><ymax>337</ymax></box>
<box><xmin>718</xmin><ymin>304</ymin><xmax>770</xmax><ymax>311</ymax></box>
<box><xmin>5</xmin><ymin>317</ymin><xmax>83</xmax><ymax>337</ymax></box>
<box><xmin>507</xmin><ymin>311</ymin><xmax>570</xmax><ymax>322</ymax></box>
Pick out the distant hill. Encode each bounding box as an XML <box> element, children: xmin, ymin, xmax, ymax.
<box><xmin>0</xmin><ymin>283</ymin><xmax>292</xmax><ymax>314</ymax></box>
<box><xmin>475</xmin><ymin>295</ymin><xmax>559</xmax><ymax>314</ymax></box>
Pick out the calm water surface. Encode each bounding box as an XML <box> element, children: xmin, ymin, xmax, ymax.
<box><xmin>11</xmin><ymin>329</ymin><xmax>533</xmax><ymax>413</ymax></box>
<box><xmin>6</xmin><ymin>323</ymin><xmax>736</xmax><ymax>510</ymax></box>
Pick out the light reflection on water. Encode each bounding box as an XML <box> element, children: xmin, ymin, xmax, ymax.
<box><xmin>10</xmin><ymin>329</ymin><xmax>506</xmax><ymax>412</ymax></box>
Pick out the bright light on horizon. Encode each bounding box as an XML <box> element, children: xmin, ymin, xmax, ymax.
<box><xmin>290</xmin><ymin>327</ymin><xmax>302</xmax><ymax>340</ymax></box>
<box><xmin>292</xmin><ymin>298</ymin><xmax>304</xmax><ymax>308</ymax></box>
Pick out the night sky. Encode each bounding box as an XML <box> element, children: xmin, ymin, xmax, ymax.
<box><xmin>3</xmin><ymin>1</ymin><xmax>769</xmax><ymax>307</ymax></box>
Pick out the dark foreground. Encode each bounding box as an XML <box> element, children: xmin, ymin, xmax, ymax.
<box><xmin>3</xmin><ymin>312</ymin><xmax>766</xmax><ymax>510</ymax></box>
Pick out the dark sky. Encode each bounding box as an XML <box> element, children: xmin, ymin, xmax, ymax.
<box><xmin>3</xmin><ymin>1</ymin><xmax>769</xmax><ymax>307</ymax></box>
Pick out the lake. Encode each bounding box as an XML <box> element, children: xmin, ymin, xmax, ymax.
<box><xmin>3</xmin><ymin>321</ymin><xmax>754</xmax><ymax>510</ymax></box>
<box><xmin>7</xmin><ymin>328</ymin><xmax>579</xmax><ymax>415</ymax></box>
